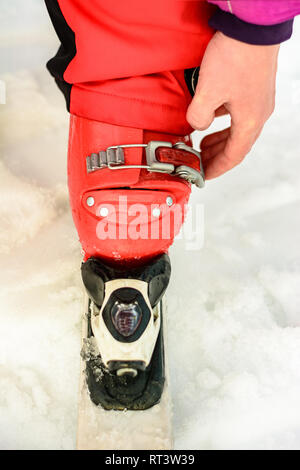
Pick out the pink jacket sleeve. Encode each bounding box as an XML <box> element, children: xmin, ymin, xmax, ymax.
<box><xmin>208</xmin><ymin>0</ymin><xmax>300</xmax><ymax>25</ymax></box>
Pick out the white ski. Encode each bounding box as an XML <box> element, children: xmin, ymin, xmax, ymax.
<box><xmin>76</xmin><ymin>294</ymin><xmax>173</xmax><ymax>450</ymax></box>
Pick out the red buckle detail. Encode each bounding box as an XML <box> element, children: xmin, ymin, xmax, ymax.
<box><xmin>156</xmin><ymin>147</ymin><xmax>201</xmax><ymax>172</ymax></box>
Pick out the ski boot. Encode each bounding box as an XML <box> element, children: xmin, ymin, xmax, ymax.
<box><xmin>68</xmin><ymin>115</ymin><xmax>204</xmax><ymax>410</ymax></box>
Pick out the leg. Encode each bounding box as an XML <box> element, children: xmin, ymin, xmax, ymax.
<box><xmin>45</xmin><ymin>0</ymin><xmax>213</xmax><ymax>410</ymax></box>
<box><xmin>45</xmin><ymin>0</ymin><xmax>213</xmax><ymax>263</ymax></box>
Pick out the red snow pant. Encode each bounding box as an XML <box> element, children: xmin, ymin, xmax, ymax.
<box><xmin>45</xmin><ymin>0</ymin><xmax>214</xmax><ymax>263</ymax></box>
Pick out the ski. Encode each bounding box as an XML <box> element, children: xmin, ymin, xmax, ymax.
<box><xmin>77</xmin><ymin>255</ymin><xmax>173</xmax><ymax>450</ymax></box>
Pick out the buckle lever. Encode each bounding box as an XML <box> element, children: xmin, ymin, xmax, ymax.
<box><xmin>86</xmin><ymin>141</ymin><xmax>205</xmax><ymax>187</ymax></box>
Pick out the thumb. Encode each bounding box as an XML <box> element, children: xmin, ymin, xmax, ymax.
<box><xmin>186</xmin><ymin>90</ymin><xmax>217</xmax><ymax>131</ymax></box>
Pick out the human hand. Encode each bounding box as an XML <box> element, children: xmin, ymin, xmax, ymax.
<box><xmin>186</xmin><ymin>31</ymin><xmax>280</xmax><ymax>179</ymax></box>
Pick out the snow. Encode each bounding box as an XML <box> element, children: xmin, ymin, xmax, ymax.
<box><xmin>1</xmin><ymin>1</ymin><xmax>300</xmax><ymax>450</ymax></box>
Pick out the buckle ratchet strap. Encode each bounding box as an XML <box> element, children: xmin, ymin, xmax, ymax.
<box><xmin>86</xmin><ymin>141</ymin><xmax>205</xmax><ymax>188</ymax></box>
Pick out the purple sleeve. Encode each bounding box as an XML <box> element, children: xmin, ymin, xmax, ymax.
<box><xmin>208</xmin><ymin>0</ymin><xmax>300</xmax><ymax>25</ymax></box>
<box><xmin>209</xmin><ymin>9</ymin><xmax>294</xmax><ymax>45</ymax></box>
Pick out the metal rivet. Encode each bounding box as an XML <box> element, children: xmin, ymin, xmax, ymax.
<box><xmin>152</xmin><ymin>207</ymin><xmax>161</xmax><ymax>218</ymax></box>
<box><xmin>86</xmin><ymin>196</ymin><xmax>95</xmax><ymax>207</ymax></box>
<box><xmin>166</xmin><ymin>196</ymin><xmax>173</xmax><ymax>207</ymax></box>
<box><xmin>100</xmin><ymin>206</ymin><xmax>109</xmax><ymax>217</ymax></box>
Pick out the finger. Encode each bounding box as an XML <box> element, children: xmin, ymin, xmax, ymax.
<box><xmin>186</xmin><ymin>88</ymin><xmax>222</xmax><ymax>130</ymax></box>
<box><xmin>186</xmin><ymin>100</ymin><xmax>215</xmax><ymax>130</ymax></box>
<box><xmin>200</xmin><ymin>127</ymin><xmax>230</xmax><ymax>150</ymax></box>
<box><xmin>215</xmin><ymin>105</ymin><xmax>229</xmax><ymax>117</ymax></box>
<box><xmin>201</xmin><ymin>139</ymin><xmax>227</xmax><ymax>163</ymax></box>
<box><xmin>204</xmin><ymin>121</ymin><xmax>262</xmax><ymax>179</ymax></box>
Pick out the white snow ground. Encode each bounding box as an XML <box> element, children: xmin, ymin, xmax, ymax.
<box><xmin>1</xmin><ymin>1</ymin><xmax>300</xmax><ymax>450</ymax></box>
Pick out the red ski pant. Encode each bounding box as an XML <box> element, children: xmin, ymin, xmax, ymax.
<box><xmin>45</xmin><ymin>0</ymin><xmax>215</xmax><ymax>135</ymax></box>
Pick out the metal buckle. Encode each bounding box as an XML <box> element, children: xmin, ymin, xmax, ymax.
<box><xmin>172</xmin><ymin>142</ymin><xmax>205</xmax><ymax>188</ymax></box>
<box><xmin>86</xmin><ymin>141</ymin><xmax>205</xmax><ymax>188</ymax></box>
